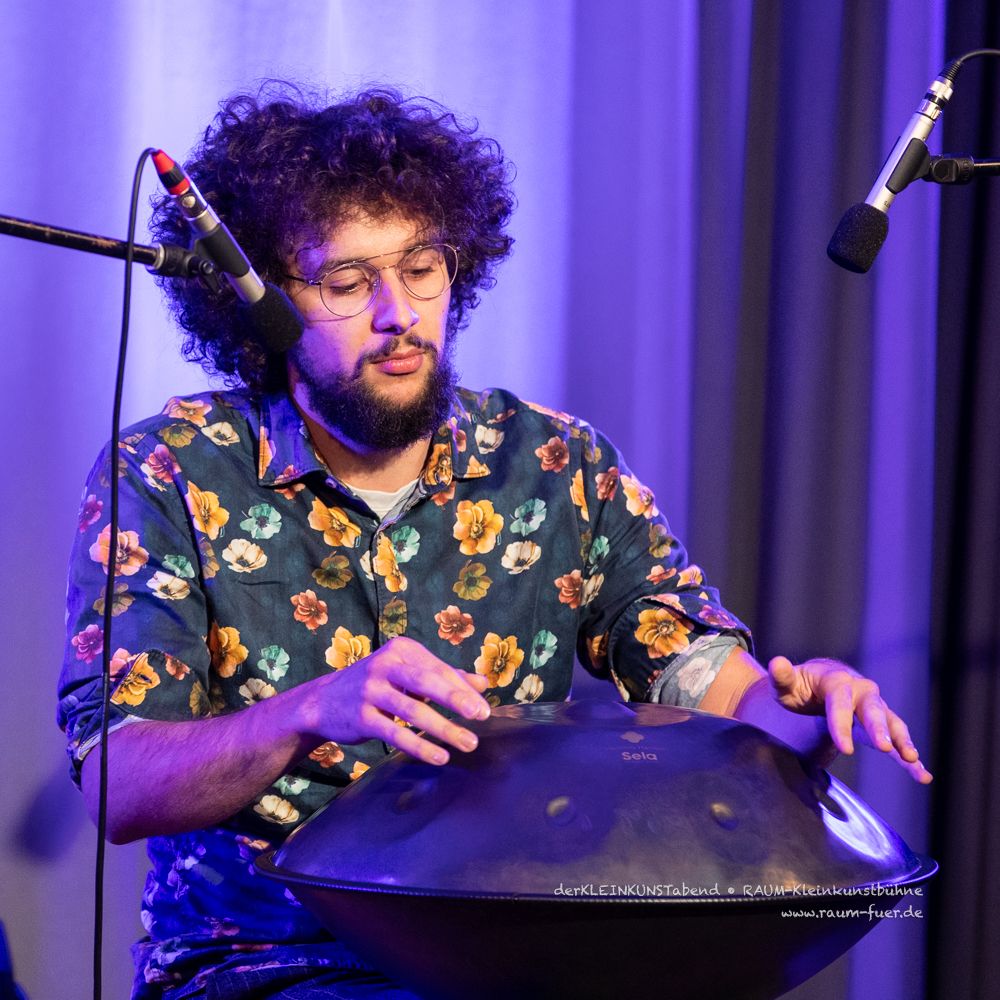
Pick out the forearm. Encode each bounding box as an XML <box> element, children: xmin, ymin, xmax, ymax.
<box><xmin>81</xmin><ymin>678</ymin><xmax>321</xmax><ymax>844</ymax></box>
<box><xmin>700</xmin><ymin>647</ymin><xmax>832</xmax><ymax>760</ymax></box>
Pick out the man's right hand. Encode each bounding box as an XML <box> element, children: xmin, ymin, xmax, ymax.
<box><xmin>303</xmin><ymin>636</ymin><xmax>491</xmax><ymax>764</ymax></box>
<box><xmin>82</xmin><ymin>636</ymin><xmax>492</xmax><ymax>842</ymax></box>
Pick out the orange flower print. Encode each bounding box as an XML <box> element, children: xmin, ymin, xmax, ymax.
<box><xmin>431</xmin><ymin>482</ymin><xmax>456</xmax><ymax>507</ymax></box>
<box><xmin>290</xmin><ymin>589</ymin><xmax>329</xmax><ymax>631</ymax></box>
<box><xmin>453</xmin><ymin>499</ymin><xmax>503</xmax><ymax>555</ymax></box>
<box><xmin>699</xmin><ymin>604</ymin><xmax>740</xmax><ymax>629</ymax></box>
<box><xmin>474</xmin><ymin>633</ymin><xmax>524</xmax><ymax>688</ymax></box>
<box><xmin>310</xmin><ymin>742</ymin><xmax>345</xmax><ymax>767</ymax></box>
<box><xmin>372</xmin><ymin>534</ymin><xmax>407</xmax><ymax>593</ymax></box>
<box><xmin>186</xmin><ymin>482</ymin><xmax>230</xmax><ymax>539</ymax></box>
<box><xmin>596</xmin><ymin>466</ymin><xmax>620</xmax><ymax>501</ymax></box>
<box><xmin>140</xmin><ymin>444</ymin><xmax>180</xmax><ymax>488</ymax></box>
<box><xmin>535</xmin><ymin>436</ymin><xmax>569</xmax><ymax>473</ymax></box>
<box><xmin>110</xmin><ymin>653</ymin><xmax>161</xmax><ymax>706</ymax></box>
<box><xmin>646</xmin><ymin>565</ymin><xmax>676</xmax><ymax>585</ymax></box>
<box><xmin>89</xmin><ymin>525</ymin><xmax>149</xmax><ymax>577</ymax></box>
<box><xmin>649</xmin><ymin>593</ymin><xmax>684</xmax><ymax>613</ymax></box>
<box><xmin>570</xmin><ymin>469</ymin><xmax>589</xmax><ymax>522</ymax></box>
<box><xmin>435</xmin><ymin>605</ymin><xmax>475</xmax><ymax>645</ymax></box>
<box><xmin>349</xmin><ymin>761</ymin><xmax>370</xmax><ymax>781</ymax></box>
<box><xmin>621</xmin><ymin>475</ymin><xmax>659</xmax><ymax>519</ymax></box>
<box><xmin>274</xmin><ymin>465</ymin><xmax>306</xmax><ymax>500</ymax></box>
<box><xmin>634</xmin><ymin>608</ymin><xmax>692</xmax><ymax>659</ymax></box>
<box><xmin>166</xmin><ymin>396</ymin><xmax>212</xmax><ymax>426</ymax></box>
<box><xmin>308</xmin><ymin>500</ymin><xmax>361</xmax><ymax>548</ymax></box>
<box><xmin>423</xmin><ymin>443</ymin><xmax>453</xmax><ymax>487</ymax></box>
<box><xmin>209</xmin><ymin>623</ymin><xmax>249</xmax><ymax>677</ymax></box>
<box><xmin>554</xmin><ymin>569</ymin><xmax>584</xmax><ymax>608</ymax></box>
<box><xmin>164</xmin><ymin>654</ymin><xmax>190</xmax><ymax>679</ymax></box>
<box><xmin>326</xmin><ymin>627</ymin><xmax>372</xmax><ymax>670</ymax></box>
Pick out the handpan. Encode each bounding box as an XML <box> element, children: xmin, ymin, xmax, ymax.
<box><xmin>256</xmin><ymin>700</ymin><xmax>935</xmax><ymax>1000</ymax></box>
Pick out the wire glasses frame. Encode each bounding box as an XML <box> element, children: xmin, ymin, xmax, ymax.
<box><xmin>284</xmin><ymin>243</ymin><xmax>459</xmax><ymax>318</ymax></box>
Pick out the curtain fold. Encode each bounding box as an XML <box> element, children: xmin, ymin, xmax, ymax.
<box><xmin>930</xmin><ymin>7</ymin><xmax>1000</xmax><ymax>998</ymax></box>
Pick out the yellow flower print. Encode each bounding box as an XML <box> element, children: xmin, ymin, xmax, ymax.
<box><xmin>453</xmin><ymin>561</ymin><xmax>492</xmax><ymax>601</ymax></box>
<box><xmin>634</xmin><ymin>608</ymin><xmax>692</xmax><ymax>659</ymax></box>
<box><xmin>676</xmin><ymin>565</ymin><xmax>705</xmax><ymax>588</ymax></box>
<box><xmin>465</xmin><ymin>456</ymin><xmax>490</xmax><ymax>478</ymax></box>
<box><xmin>209</xmin><ymin>623</ymin><xmax>248</xmax><ymax>677</ymax></box>
<box><xmin>312</xmin><ymin>553</ymin><xmax>354</xmax><ymax>590</ymax></box>
<box><xmin>475</xmin><ymin>633</ymin><xmax>524</xmax><ymax>688</ymax></box>
<box><xmin>570</xmin><ymin>469</ymin><xmax>589</xmax><ymax>522</ymax></box>
<box><xmin>166</xmin><ymin>396</ymin><xmax>212</xmax><ymax>426</ymax></box>
<box><xmin>372</xmin><ymin>534</ymin><xmax>407</xmax><ymax>593</ymax></box>
<box><xmin>308</xmin><ymin>499</ymin><xmax>361</xmax><ymax>548</ymax></box>
<box><xmin>110</xmin><ymin>653</ymin><xmax>160</xmax><ymax>706</ymax></box>
<box><xmin>186</xmin><ymin>482</ymin><xmax>230</xmax><ymax>539</ymax></box>
<box><xmin>621</xmin><ymin>474</ymin><xmax>659</xmax><ymax>519</ymax></box>
<box><xmin>89</xmin><ymin>525</ymin><xmax>149</xmax><ymax>577</ymax></box>
<box><xmin>586</xmin><ymin>632</ymin><xmax>609</xmax><ymax>670</ymax></box>
<box><xmin>453</xmin><ymin>499</ymin><xmax>503</xmax><ymax>555</ymax></box>
<box><xmin>159</xmin><ymin>423</ymin><xmax>198</xmax><ymax>448</ymax></box>
<box><xmin>325</xmin><ymin>626</ymin><xmax>372</xmax><ymax>670</ymax></box>
<box><xmin>222</xmin><ymin>538</ymin><xmax>268</xmax><ymax>573</ymax></box>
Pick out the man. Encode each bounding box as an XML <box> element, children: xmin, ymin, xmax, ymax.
<box><xmin>58</xmin><ymin>85</ymin><xmax>930</xmax><ymax>999</ymax></box>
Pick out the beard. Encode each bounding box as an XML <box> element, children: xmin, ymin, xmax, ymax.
<box><xmin>294</xmin><ymin>335</ymin><xmax>458</xmax><ymax>452</ymax></box>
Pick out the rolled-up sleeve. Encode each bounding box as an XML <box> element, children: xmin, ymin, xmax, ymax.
<box><xmin>572</xmin><ymin>433</ymin><xmax>751</xmax><ymax>706</ymax></box>
<box><xmin>57</xmin><ymin>433</ymin><xmax>214</xmax><ymax>786</ymax></box>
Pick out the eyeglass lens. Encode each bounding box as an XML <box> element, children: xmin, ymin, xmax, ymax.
<box><xmin>318</xmin><ymin>244</ymin><xmax>457</xmax><ymax>317</ymax></box>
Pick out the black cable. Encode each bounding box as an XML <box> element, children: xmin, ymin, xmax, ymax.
<box><xmin>942</xmin><ymin>48</ymin><xmax>1000</xmax><ymax>81</ymax></box>
<box><xmin>94</xmin><ymin>146</ymin><xmax>156</xmax><ymax>1000</ymax></box>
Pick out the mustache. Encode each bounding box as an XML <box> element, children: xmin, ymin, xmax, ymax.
<box><xmin>351</xmin><ymin>335</ymin><xmax>439</xmax><ymax>376</ymax></box>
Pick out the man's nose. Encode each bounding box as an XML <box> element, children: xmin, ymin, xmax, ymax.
<box><xmin>371</xmin><ymin>271</ymin><xmax>418</xmax><ymax>334</ymax></box>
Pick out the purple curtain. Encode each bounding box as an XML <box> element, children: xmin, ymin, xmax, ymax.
<box><xmin>0</xmin><ymin>2</ymin><xmax>958</xmax><ymax>998</ymax></box>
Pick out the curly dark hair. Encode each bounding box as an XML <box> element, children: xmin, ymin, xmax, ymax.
<box><xmin>149</xmin><ymin>82</ymin><xmax>516</xmax><ymax>393</ymax></box>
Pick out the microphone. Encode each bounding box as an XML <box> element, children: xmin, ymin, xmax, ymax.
<box><xmin>828</xmin><ymin>72</ymin><xmax>954</xmax><ymax>272</ymax></box>
<box><xmin>152</xmin><ymin>149</ymin><xmax>303</xmax><ymax>352</ymax></box>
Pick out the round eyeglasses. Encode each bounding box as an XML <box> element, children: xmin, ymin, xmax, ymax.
<box><xmin>284</xmin><ymin>243</ymin><xmax>459</xmax><ymax>318</ymax></box>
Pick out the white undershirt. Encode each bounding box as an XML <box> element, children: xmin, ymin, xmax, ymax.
<box><xmin>347</xmin><ymin>478</ymin><xmax>420</xmax><ymax>521</ymax></box>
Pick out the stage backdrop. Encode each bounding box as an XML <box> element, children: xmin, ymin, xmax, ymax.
<box><xmin>1</xmin><ymin>2</ymin><xmax>983</xmax><ymax>998</ymax></box>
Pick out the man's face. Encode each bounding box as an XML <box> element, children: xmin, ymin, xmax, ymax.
<box><xmin>285</xmin><ymin>212</ymin><xmax>456</xmax><ymax>452</ymax></box>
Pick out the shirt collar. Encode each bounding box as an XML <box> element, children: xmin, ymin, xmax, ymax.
<box><xmin>255</xmin><ymin>390</ymin><xmax>493</xmax><ymax>490</ymax></box>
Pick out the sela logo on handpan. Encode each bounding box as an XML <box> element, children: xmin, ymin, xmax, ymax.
<box><xmin>619</xmin><ymin>730</ymin><xmax>657</xmax><ymax>761</ymax></box>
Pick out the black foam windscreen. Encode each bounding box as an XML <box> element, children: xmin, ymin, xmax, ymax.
<box><xmin>242</xmin><ymin>283</ymin><xmax>305</xmax><ymax>353</ymax></box>
<box><xmin>827</xmin><ymin>203</ymin><xmax>890</xmax><ymax>273</ymax></box>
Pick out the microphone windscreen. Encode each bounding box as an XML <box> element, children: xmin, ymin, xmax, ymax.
<box><xmin>827</xmin><ymin>203</ymin><xmax>889</xmax><ymax>273</ymax></box>
<box><xmin>241</xmin><ymin>283</ymin><xmax>305</xmax><ymax>353</ymax></box>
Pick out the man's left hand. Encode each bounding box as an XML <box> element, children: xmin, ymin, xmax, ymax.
<box><xmin>767</xmin><ymin>655</ymin><xmax>933</xmax><ymax>784</ymax></box>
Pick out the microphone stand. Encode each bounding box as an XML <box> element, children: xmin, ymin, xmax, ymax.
<box><xmin>0</xmin><ymin>212</ymin><xmax>220</xmax><ymax>286</ymax></box>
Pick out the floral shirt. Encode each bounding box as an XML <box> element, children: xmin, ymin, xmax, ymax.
<box><xmin>57</xmin><ymin>387</ymin><xmax>750</xmax><ymax>994</ymax></box>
